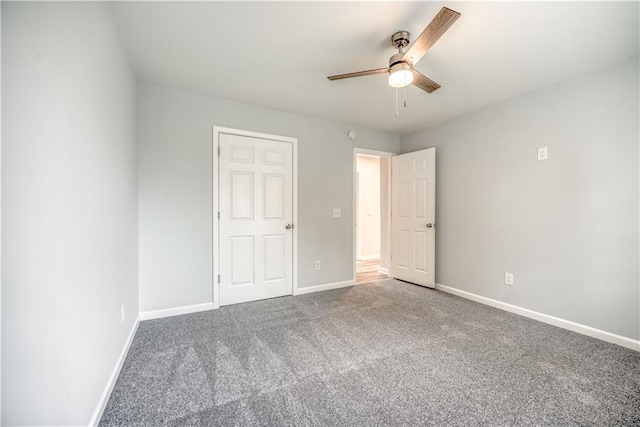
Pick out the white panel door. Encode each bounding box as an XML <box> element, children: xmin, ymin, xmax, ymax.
<box><xmin>390</xmin><ymin>148</ymin><xmax>435</xmax><ymax>287</ymax></box>
<box><xmin>219</xmin><ymin>133</ymin><xmax>293</xmax><ymax>305</ymax></box>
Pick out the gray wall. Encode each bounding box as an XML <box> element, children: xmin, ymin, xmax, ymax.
<box><xmin>401</xmin><ymin>56</ymin><xmax>639</xmax><ymax>340</ymax></box>
<box><xmin>137</xmin><ymin>84</ymin><xmax>399</xmax><ymax>313</ymax></box>
<box><xmin>2</xmin><ymin>2</ymin><xmax>139</xmax><ymax>425</ymax></box>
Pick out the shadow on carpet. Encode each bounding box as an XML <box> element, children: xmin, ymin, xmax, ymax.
<box><xmin>100</xmin><ymin>279</ymin><xmax>640</xmax><ymax>426</ymax></box>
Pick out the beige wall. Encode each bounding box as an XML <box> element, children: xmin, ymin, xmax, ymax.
<box><xmin>356</xmin><ymin>155</ymin><xmax>381</xmax><ymax>260</ymax></box>
<box><xmin>380</xmin><ymin>157</ymin><xmax>390</xmax><ymax>270</ymax></box>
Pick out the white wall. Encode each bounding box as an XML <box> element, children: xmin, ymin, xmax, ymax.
<box><xmin>137</xmin><ymin>84</ymin><xmax>399</xmax><ymax>313</ymax></box>
<box><xmin>2</xmin><ymin>3</ymin><xmax>138</xmax><ymax>425</ymax></box>
<box><xmin>356</xmin><ymin>155</ymin><xmax>381</xmax><ymax>259</ymax></box>
<box><xmin>401</xmin><ymin>56</ymin><xmax>639</xmax><ymax>340</ymax></box>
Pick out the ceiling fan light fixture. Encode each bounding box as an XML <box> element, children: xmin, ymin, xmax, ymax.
<box><xmin>388</xmin><ymin>62</ymin><xmax>414</xmax><ymax>88</ymax></box>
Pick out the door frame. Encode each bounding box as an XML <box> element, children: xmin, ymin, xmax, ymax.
<box><xmin>213</xmin><ymin>126</ymin><xmax>298</xmax><ymax>309</ymax></box>
<box><xmin>353</xmin><ymin>148</ymin><xmax>395</xmax><ymax>284</ymax></box>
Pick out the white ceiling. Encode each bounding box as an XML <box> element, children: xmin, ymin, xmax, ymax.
<box><xmin>111</xmin><ymin>1</ymin><xmax>639</xmax><ymax>134</ymax></box>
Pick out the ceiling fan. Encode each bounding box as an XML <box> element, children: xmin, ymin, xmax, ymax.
<box><xmin>327</xmin><ymin>7</ymin><xmax>461</xmax><ymax>93</ymax></box>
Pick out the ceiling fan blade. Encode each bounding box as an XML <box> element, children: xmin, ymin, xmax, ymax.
<box><xmin>412</xmin><ymin>71</ymin><xmax>441</xmax><ymax>93</ymax></box>
<box><xmin>327</xmin><ymin>68</ymin><xmax>389</xmax><ymax>81</ymax></box>
<box><xmin>402</xmin><ymin>7</ymin><xmax>461</xmax><ymax>65</ymax></box>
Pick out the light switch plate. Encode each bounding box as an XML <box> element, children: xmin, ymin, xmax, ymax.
<box><xmin>333</xmin><ymin>208</ymin><xmax>341</xmax><ymax>218</ymax></box>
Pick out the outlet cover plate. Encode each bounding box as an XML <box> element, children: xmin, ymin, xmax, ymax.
<box><xmin>504</xmin><ymin>272</ymin><xmax>514</xmax><ymax>286</ymax></box>
<box><xmin>537</xmin><ymin>147</ymin><xmax>548</xmax><ymax>161</ymax></box>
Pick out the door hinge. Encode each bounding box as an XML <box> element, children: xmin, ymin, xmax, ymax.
<box><xmin>218</xmin><ymin>275</ymin><xmax>220</xmax><ymax>283</ymax></box>
<box><xmin>218</xmin><ymin>146</ymin><xmax>220</xmax><ymax>155</ymax></box>
<box><xmin>218</xmin><ymin>211</ymin><xmax>220</xmax><ymax>219</ymax></box>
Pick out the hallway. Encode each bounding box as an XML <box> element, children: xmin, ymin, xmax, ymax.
<box><xmin>356</xmin><ymin>258</ymin><xmax>388</xmax><ymax>284</ymax></box>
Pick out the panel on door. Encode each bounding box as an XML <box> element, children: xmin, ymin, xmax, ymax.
<box><xmin>390</xmin><ymin>148</ymin><xmax>435</xmax><ymax>287</ymax></box>
<box><xmin>219</xmin><ymin>133</ymin><xmax>293</xmax><ymax>306</ymax></box>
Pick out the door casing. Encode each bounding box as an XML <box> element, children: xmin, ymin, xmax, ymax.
<box><xmin>353</xmin><ymin>148</ymin><xmax>395</xmax><ymax>284</ymax></box>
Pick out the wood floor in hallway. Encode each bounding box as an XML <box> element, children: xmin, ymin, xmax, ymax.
<box><xmin>356</xmin><ymin>258</ymin><xmax>388</xmax><ymax>284</ymax></box>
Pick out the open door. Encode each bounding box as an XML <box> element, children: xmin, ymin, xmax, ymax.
<box><xmin>390</xmin><ymin>148</ymin><xmax>436</xmax><ymax>287</ymax></box>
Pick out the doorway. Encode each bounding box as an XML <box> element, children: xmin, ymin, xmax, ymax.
<box><xmin>353</xmin><ymin>149</ymin><xmax>393</xmax><ymax>284</ymax></box>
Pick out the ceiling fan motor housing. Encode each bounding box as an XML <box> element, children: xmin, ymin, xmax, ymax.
<box><xmin>391</xmin><ymin>31</ymin><xmax>411</xmax><ymax>50</ymax></box>
<box><xmin>390</xmin><ymin>32</ymin><xmax>414</xmax><ymax>72</ymax></box>
<box><xmin>389</xmin><ymin>52</ymin><xmax>411</xmax><ymax>68</ymax></box>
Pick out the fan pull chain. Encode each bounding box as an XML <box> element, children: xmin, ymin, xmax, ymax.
<box><xmin>395</xmin><ymin>88</ymin><xmax>399</xmax><ymax>118</ymax></box>
<box><xmin>403</xmin><ymin>84</ymin><xmax>407</xmax><ymax>108</ymax></box>
<box><xmin>395</xmin><ymin>76</ymin><xmax>409</xmax><ymax>118</ymax></box>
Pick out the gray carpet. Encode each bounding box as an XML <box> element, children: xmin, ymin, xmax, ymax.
<box><xmin>100</xmin><ymin>279</ymin><xmax>640</xmax><ymax>426</ymax></box>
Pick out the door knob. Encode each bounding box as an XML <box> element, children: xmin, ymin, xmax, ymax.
<box><xmin>426</xmin><ymin>223</ymin><xmax>434</xmax><ymax>228</ymax></box>
<box><xmin>285</xmin><ymin>224</ymin><xmax>293</xmax><ymax>230</ymax></box>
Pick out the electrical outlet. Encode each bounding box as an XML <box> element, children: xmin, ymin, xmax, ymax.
<box><xmin>504</xmin><ymin>272</ymin><xmax>514</xmax><ymax>286</ymax></box>
<box><xmin>537</xmin><ymin>147</ymin><xmax>548</xmax><ymax>161</ymax></box>
<box><xmin>121</xmin><ymin>304</ymin><xmax>125</xmax><ymax>322</ymax></box>
<box><xmin>333</xmin><ymin>208</ymin><xmax>342</xmax><ymax>218</ymax></box>
<box><xmin>315</xmin><ymin>260</ymin><xmax>321</xmax><ymax>270</ymax></box>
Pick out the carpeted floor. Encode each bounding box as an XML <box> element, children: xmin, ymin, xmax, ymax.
<box><xmin>100</xmin><ymin>279</ymin><xmax>640</xmax><ymax>426</ymax></box>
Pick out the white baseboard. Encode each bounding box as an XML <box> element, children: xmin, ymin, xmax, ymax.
<box><xmin>294</xmin><ymin>280</ymin><xmax>353</xmax><ymax>295</ymax></box>
<box><xmin>139</xmin><ymin>302</ymin><xmax>215</xmax><ymax>321</ymax></box>
<box><xmin>435</xmin><ymin>283</ymin><xmax>640</xmax><ymax>352</ymax></box>
<box><xmin>89</xmin><ymin>315</ymin><xmax>140</xmax><ymax>426</ymax></box>
<box><xmin>379</xmin><ymin>267</ymin><xmax>388</xmax><ymax>274</ymax></box>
